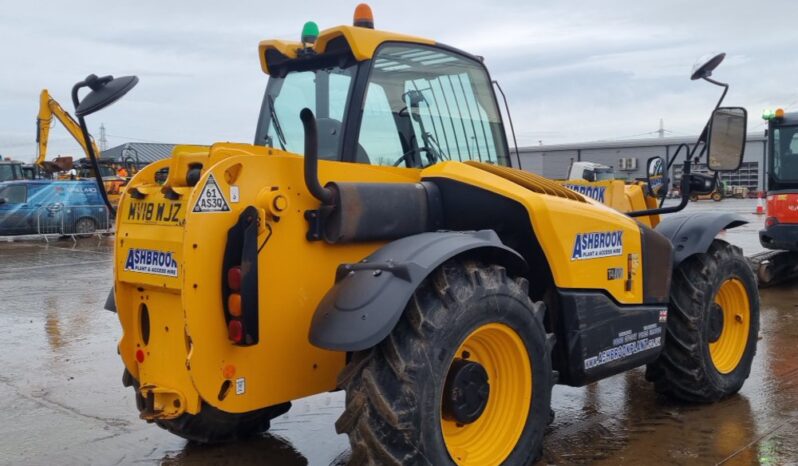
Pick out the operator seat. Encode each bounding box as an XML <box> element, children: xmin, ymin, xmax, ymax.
<box><xmin>316</xmin><ymin>118</ymin><xmax>371</xmax><ymax>164</ymax></box>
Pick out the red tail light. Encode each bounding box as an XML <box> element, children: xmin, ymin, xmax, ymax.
<box><xmin>765</xmin><ymin>217</ymin><xmax>779</xmax><ymax>228</ymax></box>
<box><xmin>228</xmin><ymin>320</ymin><xmax>243</xmax><ymax>343</ymax></box>
<box><xmin>227</xmin><ymin>266</ymin><xmax>242</xmax><ymax>291</ymax></box>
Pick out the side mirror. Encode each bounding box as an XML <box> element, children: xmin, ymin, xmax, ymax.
<box><xmin>690</xmin><ymin>53</ymin><xmax>726</xmax><ymax>80</ymax></box>
<box><xmin>707</xmin><ymin>107</ymin><xmax>747</xmax><ymax>171</ymax></box>
<box><xmin>75</xmin><ymin>74</ymin><xmax>139</xmax><ymax>117</ymax></box>
<box><xmin>646</xmin><ymin>156</ymin><xmax>669</xmax><ymax>198</ymax></box>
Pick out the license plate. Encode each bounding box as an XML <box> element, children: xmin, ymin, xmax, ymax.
<box><xmin>126</xmin><ymin>200</ymin><xmax>183</xmax><ymax>226</ymax></box>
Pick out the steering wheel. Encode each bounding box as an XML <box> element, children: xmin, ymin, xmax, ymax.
<box><xmin>393</xmin><ymin>147</ymin><xmax>436</xmax><ymax>167</ymax></box>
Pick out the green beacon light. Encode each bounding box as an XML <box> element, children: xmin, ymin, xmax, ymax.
<box><xmin>302</xmin><ymin>21</ymin><xmax>319</xmax><ymax>47</ymax></box>
<box><xmin>762</xmin><ymin>109</ymin><xmax>775</xmax><ymax>121</ymax></box>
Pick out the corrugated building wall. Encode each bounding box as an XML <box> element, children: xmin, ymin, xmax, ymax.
<box><xmin>517</xmin><ymin>134</ymin><xmax>767</xmax><ymax>190</ymax></box>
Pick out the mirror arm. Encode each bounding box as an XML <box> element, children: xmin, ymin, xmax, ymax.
<box><xmin>71</xmin><ymin>79</ymin><xmax>116</xmax><ymax>215</ymax></box>
<box><xmin>666</xmin><ymin>143</ymin><xmax>690</xmax><ymax>171</ymax></box>
<box><xmin>703</xmin><ymin>77</ymin><xmax>729</xmax><ymax>110</ymax></box>
<box><xmin>630</xmin><ymin>160</ymin><xmax>692</xmax><ymax>218</ymax></box>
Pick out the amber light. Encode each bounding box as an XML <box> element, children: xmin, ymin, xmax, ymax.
<box><xmin>353</xmin><ymin>3</ymin><xmax>374</xmax><ymax>28</ymax></box>
<box><xmin>775</xmin><ymin>108</ymin><xmax>785</xmax><ymax>119</ymax></box>
<box><xmin>228</xmin><ymin>293</ymin><xmax>242</xmax><ymax>317</ymax></box>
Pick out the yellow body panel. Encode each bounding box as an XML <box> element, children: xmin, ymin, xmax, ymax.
<box><xmin>116</xmin><ymin>146</ymin><xmax>648</xmax><ymax>416</ymax></box>
<box><xmin>424</xmin><ymin>163</ymin><xmax>644</xmax><ymax>302</ymax></box>
<box><xmin>558</xmin><ymin>179</ymin><xmax>661</xmax><ymax>228</ymax></box>
<box><xmin>258</xmin><ymin>25</ymin><xmax>435</xmax><ymax>75</ymax></box>
<box><xmin>117</xmin><ymin>146</ymin><xmax>421</xmax><ymax>414</ymax></box>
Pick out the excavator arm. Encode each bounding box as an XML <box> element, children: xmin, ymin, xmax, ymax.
<box><xmin>36</xmin><ymin>89</ymin><xmax>101</xmax><ymax>167</ymax></box>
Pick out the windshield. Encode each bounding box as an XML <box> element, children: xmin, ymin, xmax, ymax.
<box><xmin>770</xmin><ymin>124</ymin><xmax>798</xmax><ymax>187</ymax></box>
<box><xmin>255</xmin><ymin>66</ymin><xmax>356</xmax><ymax>159</ymax></box>
<box><xmin>594</xmin><ymin>170</ymin><xmax>615</xmax><ymax>181</ymax></box>
<box><xmin>359</xmin><ymin>44</ymin><xmax>509</xmax><ymax>167</ymax></box>
<box><xmin>0</xmin><ymin>164</ymin><xmax>20</xmax><ymax>182</ymax></box>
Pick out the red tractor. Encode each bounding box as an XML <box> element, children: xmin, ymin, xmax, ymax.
<box><xmin>753</xmin><ymin>109</ymin><xmax>798</xmax><ymax>285</ymax></box>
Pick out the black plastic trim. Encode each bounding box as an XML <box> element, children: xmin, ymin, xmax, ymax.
<box><xmin>639</xmin><ymin>223</ymin><xmax>672</xmax><ymax>303</ymax></box>
<box><xmin>759</xmin><ymin>224</ymin><xmax>798</xmax><ymax>251</ymax></box>
<box><xmin>556</xmin><ymin>290</ymin><xmax>667</xmax><ymax>386</ymax></box>
<box><xmin>104</xmin><ymin>286</ymin><xmax>116</xmax><ymax>312</ymax></box>
<box><xmin>222</xmin><ymin>206</ymin><xmax>261</xmax><ymax>346</ymax></box>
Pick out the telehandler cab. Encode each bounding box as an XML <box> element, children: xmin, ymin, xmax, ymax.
<box><xmin>79</xmin><ymin>6</ymin><xmax>758</xmax><ymax>464</ymax></box>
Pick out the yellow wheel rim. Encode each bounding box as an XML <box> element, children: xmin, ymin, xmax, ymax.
<box><xmin>441</xmin><ymin>323</ymin><xmax>532</xmax><ymax>466</ymax></box>
<box><xmin>709</xmin><ymin>278</ymin><xmax>750</xmax><ymax>374</ymax></box>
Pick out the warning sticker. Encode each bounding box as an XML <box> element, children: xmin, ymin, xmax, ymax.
<box><xmin>193</xmin><ymin>174</ymin><xmax>230</xmax><ymax>213</ymax></box>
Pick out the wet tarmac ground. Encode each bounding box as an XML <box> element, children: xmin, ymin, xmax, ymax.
<box><xmin>0</xmin><ymin>199</ymin><xmax>796</xmax><ymax>465</ymax></box>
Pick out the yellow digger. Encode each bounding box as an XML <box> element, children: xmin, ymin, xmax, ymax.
<box><xmin>37</xmin><ymin>89</ymin><xmax>128</xmax><ymax>205</ymax></box>
<box><xmin>78</xmin><ymin>6</ymin><xmax>758</xmax><ymax>464</ymax></box>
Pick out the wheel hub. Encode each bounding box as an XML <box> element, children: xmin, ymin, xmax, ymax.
<box><xmin>708</xmin><ymin>303</ymin><xmax>724</xmax><ymax>343</ymax></box>
<box><xmin>442</xmin><ymin>358</ymin><xmax>490</xmax><ymax>424</ymax></box>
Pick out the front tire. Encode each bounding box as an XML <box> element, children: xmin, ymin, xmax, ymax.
<box><xmin>336</xmin><ymin>259</ymin><xmax>554</xmax><ymax>466</ymax></box>
<box><xmin>646</xmin><ymin>240</ymin><xmax>759</xmax><ymax>402</ymax></box>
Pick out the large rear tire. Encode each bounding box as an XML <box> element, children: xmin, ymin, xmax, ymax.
<box><xmin>646</xmin><ymin>239</ymin><xmax>759</xmax><ymax>402</ymax></box>
<box><xmin>336</xmin><ymin>259</ymin><xmax>554</xmax><ymax>466</ymax></box>
<box><xmin>125</xmin><ymin>372</ymin><xmax>290</xmax><ymax>443</ymax></box>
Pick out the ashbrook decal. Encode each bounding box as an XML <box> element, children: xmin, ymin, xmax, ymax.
<box><xmin>572</xmin><ymin>230</ymin><xmax>623</xmax><ymax>260</ymax></box>
<box><xmin>124</xmin><ymin>248</ymin><xmax>178</xmax><ymax>277</ymax></box>
<box><xmin>584</xmin><ymin>324</ymin><xmax>663</xmax><ymax>370</ymax></box>
<box><xmin>564</xmin><ymin>184</ymin><xmax>606</xmax><ymax>202</ymax></box>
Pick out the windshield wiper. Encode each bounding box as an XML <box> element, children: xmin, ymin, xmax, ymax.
<box><xmin>267</xmin><ymin>94</ymin><xmax>287</xmax><ymax>151</ymax></box>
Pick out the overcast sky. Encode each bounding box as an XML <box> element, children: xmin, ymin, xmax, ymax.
<box><xmin>2</xmin><ymin>0</ymin><xmax>797</xmax><ymax>162</ymax></box>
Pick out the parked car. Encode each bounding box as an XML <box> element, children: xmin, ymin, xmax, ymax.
<box><xmin>0</xmin><ymin>180</ymin><xmax>109</xmax><ymax>236</ymax></box>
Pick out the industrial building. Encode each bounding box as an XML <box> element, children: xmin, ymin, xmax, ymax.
<box><xmin>518</xmin><ymin>133</ymin><xmax>768</xmax><ymax>192</ymax></box>
<box><xmin>101</xmin><ymin>142</ymin><xmax>176</xmax><ymax>168</ymax></box>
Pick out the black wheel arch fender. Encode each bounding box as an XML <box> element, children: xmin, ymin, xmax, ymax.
<box><xmin>654</xmin><ymin>212</ymin><xmax>747</xmax><ymax>267</ymax></box>
<box><xmin>308</xmin><ymin>230</ymin><xmax>527</xmax><ymax>352</ymax></box>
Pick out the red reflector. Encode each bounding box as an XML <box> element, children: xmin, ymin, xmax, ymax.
<box><xmin>765</xmin><ymin>217</ymin><xmax>779</xmax><ymax>228</ymax></box>
<box><xmin>135</xmin><ymin>349</ymin><xmax>145</xmax><ymax>363</ymax></box>
<box><xmin>228</xmin><ymin>320</ymin><xmax>243</xmax><ymax>343</ymax></box>
<box><xmin>227</xmin><ymin>266</ymin><xmax>242</xmax><ymax>291</ymax></box>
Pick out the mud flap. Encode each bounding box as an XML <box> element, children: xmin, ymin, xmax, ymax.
<box><xmin>104</xmin><ymin>286</ymin><xmax>116</xmax><ymax>312</ymax></box>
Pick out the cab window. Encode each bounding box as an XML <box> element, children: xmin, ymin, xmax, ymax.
<box><xmin>358</xmin><ymin>44</ymin><xmax>509</xmax><ymax>167</ymax></box>
<box><xmin>773</xmin><ymin>125</ymin><xmax>798</xmax><ymax>182</ymax></box>
<box><xmin>257</xmin><ymin>67</ymin><xmax>356</xmax><ymax>159</ymax></box>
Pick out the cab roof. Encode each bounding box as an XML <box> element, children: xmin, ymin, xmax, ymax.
<box><xmin>258</xmin><ymin>25</ymin><xmax>435</xmax><ymax>75</ymax></box>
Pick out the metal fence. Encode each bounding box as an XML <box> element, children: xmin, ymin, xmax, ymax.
<box><xmin>35</xmin><ymin>204</ymin><xmax>112</xmax><ymax>238</ymax></box>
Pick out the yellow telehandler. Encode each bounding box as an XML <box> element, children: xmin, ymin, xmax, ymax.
<box><xmin>75</xmin><ymin>6</ymin><xmax>758</xmax><ymax>464</ymax></box>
